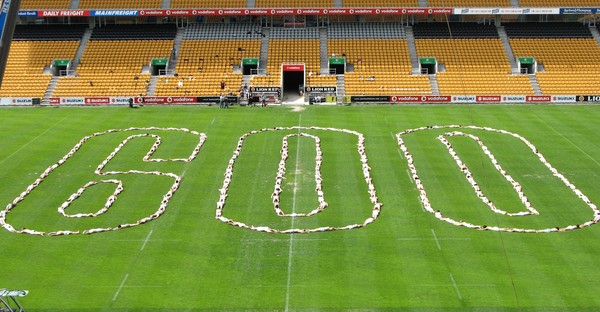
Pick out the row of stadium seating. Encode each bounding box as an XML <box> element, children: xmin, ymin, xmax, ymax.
<box><xmin>18</xmin><ymin>0</ymin><xmax>600</xmax><ymax>9</ymax></box>
<box><xmin>2</xmin><ymin>22</ymin><xmax>600</xmax><ymax>98</ymax></box>
<box><xmin>0</xmin><ymin>41</ymin><xmax>79</xmax><ymax>98</ymax></box>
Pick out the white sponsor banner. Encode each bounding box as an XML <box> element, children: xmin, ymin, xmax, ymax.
<box><xmin>0</xmin><ymin>98</ymin><xmax>33</xmax><ymax>105</ymax></box>
<box><xmin>501</xmin><ymin>95</ymin><xmax>526</xmax><ymax>103</ymax></box>
<box><xmin>454</xmin><ymin>7</ymin><xmax>560</xmax><ymax>15</ymax></box>
<box><xmin>451</xmin><ymin>95</ymin><xmax>476</xmax><ymax>103</ymax></box>
<box><xmin>551</xmin><ymin>95</ymin><xmax>576</xmax><ymax>103</ymax></box>
<box><xmin>110</xmin><ymin>97</ymin><xmax>131</xmax><ymax>104</ymax></box>
<box><xmin>523</xmin><ymin>8</ymin><xmax>560</xmax><ymax>14</ymax></box>
<box><xmin>59</xmin><ymin>97</ymin><xmax>85</xmax><ymax>105</ymax></box>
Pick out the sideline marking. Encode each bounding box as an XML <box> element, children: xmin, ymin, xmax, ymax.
<box><xmin>140</xmin><ymin>230</ymin><xmax>153</xmax><ymax>251</ymax></box>
<box><xmin>431</xmin><ymin>229</ymin><xmax>442</xmax><ymax>250</ymax></box>
<box><xmin>416</xmin><ymin>283</ymin><xmax>494</xmax><ymax>288</ymax></box>
<box><xmin>241</xmin><ymin>238</ymin><xmax>328</xmax><ymax>243</ymax></box>
<box><xmin>285</xmin><ymin>114</ymin><xmax>301</xmax><ymax>312</ymax></box>
<box><xmin>0</xmin><ymin>116</ymin><xmax>68</xmax><ymax>166</ymax></box>
<box><xmin>533</xmin><ymin>114</ymin><xmax>600</xmax><ymax>168</ymax></box>
<box><xmin>417</xmin><ymin>196</ymin><xmax>425</xmax><ymax>212</ymax></box>
<box><xmin>397</xmin><ymin>237</ymin><xmax>470</xmax><ymax>241</ymax></box>
<box><xmin>450</xmin><ymin>273</ymin><xmax>462</xmax><ymax>300</ymax></box>
<box><xmin>112</xmin><ymin>273</ymin><xmax>129</xmax><ymax>302</ymax></box>
<box><xmin>406</xmin><ymin>169</ymin><xmax>414</xmax><ymax>184</ymax></box>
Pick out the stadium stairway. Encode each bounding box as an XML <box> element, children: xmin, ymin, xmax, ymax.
<box><xmin>428</xmin><ymin>74</ymin><xmax>440</xmax><ymax>95</ymax></box>
<box><xmin>404</xmin><ymin>26</ymin><xmax>421</xmax><ymax>74</ymax></box>
<box><xmin>333</xmin><ymin>0</ymin><xmax>342</xmax><ymax>7</ymax></box>
<box><xmin>162</xmin><ymin>0</ymin><xmax>171</xmax><ymax>8</ymax></box>
<box><xmin>497</xmin><ymin>26</ymin><xmax>517</xmax><ymax>69</ymax></box>
<box><xmin>336</xmin><ymin>75</ymin><xmax>345</xmax><ymax>103</ymax></box>
<box><xmin>528</xmin><ymin>75</ymin><xmax>542</xmax><ymax>95</ymax></box>
<box><xmin>70</xmin><ymin>29</ymin><xmax>93</xmax><ymax>74</ymax></box>
<box><xmin>247</xmin><ymin>0</ymin><xmax>256</xmax><ymax>8</ymax></box>
<box><xmin>70</xmin><ymin>0</ymin><xmax>80</xmax><ymax>9</ymax></box>
<box><xmin>418</xmin><ymin>0</ymin><xmax>428</xmax><ymax>7</ymax></box>
<box><xmin>510</xmin><ymin>0</ymin><xmax>520</xmax><ymax>7</ymax></box>
<box><xmin>258</xmin><ymin>28</ymin><xmax>269</xmax><ymax>73</ymax></box>
<box><xmin>42</xmin><ymin>77</ymin><xmax>60</xmax><ymax>104</ymax></box>
<box><xmin>590</xmin><ymin>26</ymin><xmax>600</xmax><ymax>47</ymax></box>
<box><xmin>320</xmin><ymin>28</ymin><xmax>329</xmax><ymax>75</ymax></box>
<box><xmin>147</xmin><ymin>76</ymin><xmax>159</xmax><ymax>96</ymax></box>
<box><xmin>166</xmin><ymin>28</ymin><xmax>185</xmax><ymax>75</ymax></box>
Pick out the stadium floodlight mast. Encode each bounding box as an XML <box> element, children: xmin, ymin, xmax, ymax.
<box><xmin>0</xmin><ymin>0</ymin><xmax>21</xmax><ymax>88</ymax></box>
<box><xmin>0</xmin><ymin>288</ymin><xmax>28</xmax><ymax>312</ymax></box>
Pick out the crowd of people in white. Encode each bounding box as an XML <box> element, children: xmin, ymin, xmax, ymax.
<box><xmin>4</xmin><ymin>124</ymin><xmax>597</xmax><ymax>236</ymax></box>
<box><xmin>0</xmin><ymin>127</ymin><xmax>206</xmax><ymax>236</ymax></box>
<box><xmin>216</xmin><ymin>126</ymin><xmax>383</xmax><ymax>233</ymax></box>
<box><xmin>397</xmin><ymin>125</ymin><xmax>600</xmax><ymax>233</ymax></box>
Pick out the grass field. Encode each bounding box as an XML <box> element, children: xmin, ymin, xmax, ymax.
<box><xmin>1</xmin><ymin>104</ymin><xmax>600</xmax><ymax>311</ymax></box>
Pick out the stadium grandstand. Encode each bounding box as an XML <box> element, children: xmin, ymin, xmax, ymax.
<box><xmin>0</xmin><ymin>0</ymin><xmax>600</xmax><ymax>105</ymax></box>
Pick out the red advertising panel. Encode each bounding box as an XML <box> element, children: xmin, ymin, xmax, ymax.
<box><xmin>476</xmin><ymin>96</ymin><xmax>501</xmax><ymax>103</ymax></box>
<box><xmin>526</xmin><ymin>96</ymin><xmax>551</xmax><ymax>103</ymax></box>
<box><xmin>282</xmin><ymin>64</ymin><xmax>305</xmax><ymax>72</ymax></box>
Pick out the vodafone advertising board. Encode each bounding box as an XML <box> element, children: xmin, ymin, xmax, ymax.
<box><xmin>390</xmin><ymin>96</ymin><xmax>451</xmax><ymax>103</ymax></box>
<box><xmin>135</xmin><ymin>96</ymin><xmax>197</xmax><ymax>104</ymax></box>
<box><xmin>136</xmin><ymin>7</ymin><xmax>452</xmax><ymax>16</ymax></box>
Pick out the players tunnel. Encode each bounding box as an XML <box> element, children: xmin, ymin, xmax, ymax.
<box><xmin>281</xmin><ymin>64</ymin><xmax>305</xmax><ymax>101</ymax></box>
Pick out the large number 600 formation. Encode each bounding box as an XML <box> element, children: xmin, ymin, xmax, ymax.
<box><xmin>1</xmin><ymin>125</ymin><xmax>599</xmax><ymax>236</ymax></box>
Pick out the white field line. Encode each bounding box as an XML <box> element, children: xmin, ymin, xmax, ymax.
<box><xmin>210</xmin><ymin>117</ymin><xmax>216</xmax><ymax>125</ymax></box>
<box><xmin>285</xmin><ymin>114</ymin><xmax>301</xmax><ymax>312</ymax></box>
<box><xmin>392</xmin><ymin>132</ymin><xmax>404</xmax><ymax>159</ymax></box>
<box><xmin>140</xmin><ymin>230</ymin><xmax>153</xmax><ymax>251</ymax></box>
<box><xmin>111</xmin><ymin>239</ymin><xmax>181</xmax><ymax>242</ymax></box>
<box><xmin>0</xmin><ymin>116</ymin><xmax>69</xmax><ymax>166</ymax></box>
<box><xmin>431</xmin><ymin>229</ymin><xmax>442</xmax><ymax>251</ymax></box>
<box><xmin>406</xmin><ymin>169</ymin><xmax>414</xmax><ymax>184</ymax></box>
<box><xmin>397</xmin><ymin>238</ymin><xmax>471</xmax><ymax>241</ymax></box>
<box><xmin>112</xmin><ymin>273</ymin><xmax>129</xmax><ymax>302</ymax></box>
<box><xmin>415</xmin><ymin>283</ymin><xmax>495</xmax><ymax>288</ymax></box>
<box><xmin>241</xmin><ymin>238</ymin><xmax>329</xmax><ymax>243</ymax></box>
<box><xmin>417</xmin><ymin>196</ymin><xmax>425</xmax><ymax>212</ymax></box>
<box><xmin>83</xmin><ymin>285</ymin><xmax>162</xmax><ymax>289</ymax></box>
<box><xmin>450</xmin><ymin>273</ymin><xmax>463</xmax><ymax>300</ymax></box>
